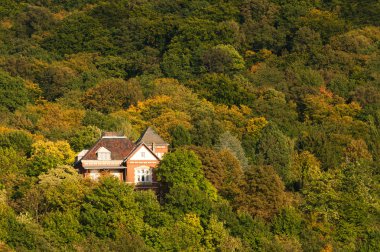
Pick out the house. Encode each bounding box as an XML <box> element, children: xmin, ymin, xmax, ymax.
<box><xmin>74</xmin><ymin>127</ymin><xmax>169</xmax><ymax>189</ymax></box>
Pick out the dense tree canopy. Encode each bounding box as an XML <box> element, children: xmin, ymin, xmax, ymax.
<box><xmin>0</xmin><ymin>0</ymin><xmax>379</xmax><ymax>250</ymax></box>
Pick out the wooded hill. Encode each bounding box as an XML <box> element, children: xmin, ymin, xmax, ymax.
<box><xmin>0</xmin><ymin>0</ymin><xmax>379</xmax><ymax>251</ymax></box>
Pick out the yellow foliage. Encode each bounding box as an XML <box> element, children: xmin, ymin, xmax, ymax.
<box><xmin>0</xmin><ymin>127</ymin><xmax>36</xmax><ymax>141</ymax></box>
<box><xmin>344</xmin><ymin>139</ymin><xmax>373</xmax><ymax>163</ymax></box>
<box><xmin>240</xmin><ymin>105</ymin><xmax>252</xmax><ymax>115</ymax></box>
<box><xmin>25</xmin><ymin>80</ymin><xmax>43</xmax><ymax>101</ymax></box>
<box><xmin>330</xmin><ymin>26</ymin><xmax>380</xmax><ymax>54</ymax></box>
<box><xmin>183</xmin><ymin>213</ymin><xmax>203</xmax><ymax>230</ymax></box>
<box><xmin>151</xmin><ymin>110</ymin><xmax>192</xmax><ymax>141</ymax></box>
<box><xmin>152</xmin><ymin>78</ymin><xmax>206</xmax><ymax>114</ymax></box>
<box><xmin>274</xmin><ymin>235</ymin><xmax>303</xmax><ymax>252</ymax></box>
<box><xmin>320</xmin><ymin>243</ymin><xmax>333</xmax><ymax>252</ymax></box>
<box><xmin>259</xmin><ymin>49</ymin><xmax>272</xmax><ymax>58</ymax></box>
<box><xmin>65</xmin><ymin>53</ymin><xmax>99</xmax><ymax>72</ymax></box>
<box><xmin>153</xmin><ymin>78</ymin><xmax>180</xmax><ymax>89</ymax></box>
<box><xmin>245</xmin><ymin>50</ymin><xmax>256</xmax><ymax>58</ymax></box>
<box><xmin>308</xmin><ymin>8</ymin><xmax>336</xmax><ymax>20</ymax></box>
<box><xmin>304</xmin><ymin>91</ymin><xmax>362</xmax><ymax>123</ymax></box>
<box><xmin>250</xmin><ymin>62</ymin><xmax>265</xmax><ymax>73</ymax></box>
<box><xmin>215</xmin><ymin>104</ymin><xmax>249</xmax><ymax>136</ymax></box>
<box><xmin>335</xmin><ymin>102</ymin><xmax>361</xmax><ymax>117</ymax></box>
<box><xmin>14</xmin><ymin>102</ymin><xmax>85</xmax><ymax>137</ymax></box>
<box><xmin>0</xmin><ymin>127</ymin><xmax>15</xmax><ymax>134</ymax></box>
<box><xmin>31</xmin><ymin>140</ymin><xmax>75</xmax><ymax>164</ymax></box>
<box><xmin>246</xmin><ymin>117</ymin><xmax>268</xmax><ymax>135</ymax></box>
<box><xmin>52</xmin><ymin>10</ymin><xmax>68</xmax><ymax>21</ymax></box>
<box><xmin>0</xmin><ymin>19</ymin><xmax>13</xmax><ymax>29</ymax></box>
<box><xmin>129</xmin><ymin>95</ymin><xmax>171</xmax><ymax>117</ymax></box>
<box><xmin>36</xmin><ymin>103</ymin><xmax>85</xmax><ymax>136</ymax></box>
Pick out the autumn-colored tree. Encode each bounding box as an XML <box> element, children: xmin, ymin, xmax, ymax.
<box><xmin>82</xmin><ymin>78</ymin><xmax>143</xmax><ymax>113</ymax></box>
<box><xmin>239</xmin><ymin>165</ymin><xmax>287</xmax><ymax>219</ymax></box>
<box><xmin>287</xmin><ymin>151</ymin><xmax>322</xmax><ymax>190</ymax></box>
<box><xmin>28</xmin><ymin>140</ymin><xmax>75</xmax><ymax>176</ymax></box>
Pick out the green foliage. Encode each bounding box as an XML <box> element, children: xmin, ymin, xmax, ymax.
<box><xmin>82</xmin><ymin>110</ymin><xmax>120</xmax><ymax>131</ymax></box>
<box><xmin>192</xmin><ymin>73</ymin><xmax>248</xmax><ymax>106</ymax></box>
<box><xmin>272</xmin><ymin>207</ymin><xmax>302</xmax><ymax>237</ymax></box>
<box><xmin>42</xmin><ymin>210</ymin><xmax>82</xmax><ymax>244</ymax></box>
<box><xmin>169</xmin><ymin>124</ymin><xmax>191</xmax><ymax>148</ymax></box>
<box><xmin>164</xmin><ymin>184</ymin><xmax>213</xmax><ymax>218</ymax></box>
<box><xmin>80</xmin><ymin>177</ymin><xmax>143</xmax><ymax>238</ymax></box>
<box><xmin>134</xmin><ymin>190</ymin><xmax>172</xmax><ymax>228</ymax></box>
<box><xmin>287</xmin><ymin>151</ymin><xmax>322</xmax><ymax>189</ymax></box>
<box><xmin>37</xmin><ymin>166</ymin><xmax>88</xmax><ymax>212</ymax></box>
<box><xmin>0</xmin><ymin>70</ymin><xmax>29</xmax><ymax>112</ymax></box>
<box><xmin>69</xmin><ymin>126</ymin><xmax>101</xmax><ymax>152</ymax></box>
<box><xmin>157</xmin><ymin>149</ymin><xmax>207</xmax><ymax>190</ymax></box>
<box><xmin>253</xmin><ymin>124</ymin><xmax>293</xmax><ymax>180</ymax></box>
<box><xmin>155</xmin><ymin>213</ymin><xmax>205</xmax><ymax>251</ymax></box>
<box><xmin>43</xmin><ymin>13</ymin><xmax>114</xmax><ymax>55</ymax></box>
<box><xmin>0</xmin><ymin>130</ymin><xmax>33</xmax><ymax>155</ymax></box>
<box><xmin>0</xmin><ymin>1</ymin><xmax>19</xmax><ymax>18</ymax></box>
<box><xmin>216</xmin><ymin>131</ymin><xmax>249</xmax><ymax>170</ymax></box>
<box><xmin>0</xmin><ymin>0</ymin><xmax>379</xmax><ymax>250</ymax></box>
<box><xmin>203</xmin><ymin>214</ymin><xmax>243</xmax><ymax>250</ymax></box>
<box><xmin>157</xmin><ymin>149</ymin><xmax>218</xmax><ymax>219</ymax></box>
<box><xmin>201</xmin><ymin>44</ymin><xmax>245</xmax><ymax>74</ymax></box>
<box><xmin>0</xmin><ymin>147</ymin><xmax>27</xmax><ymax>178</ymax></box>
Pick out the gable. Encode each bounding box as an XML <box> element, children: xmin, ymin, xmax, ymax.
<box><xmin>128</xmin><ymin>145</ymin><xmax>159</xmax><ymax>161</ymax></box>
<box><xmin>96</xmin><ymin>147</ymin><xmax>110</xmax><ymax>153</ymax></box>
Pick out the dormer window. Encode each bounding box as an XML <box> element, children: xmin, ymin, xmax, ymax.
<box><xmin>96</xmin><ymin>147</ymin><xmax>111</xmax><ymax>160</ymax></box>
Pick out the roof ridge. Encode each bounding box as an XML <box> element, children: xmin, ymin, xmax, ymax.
<box><xmin>136</xmin><ymin>126</ymin><xmax>168</xmax><ymax>145</ymax></box>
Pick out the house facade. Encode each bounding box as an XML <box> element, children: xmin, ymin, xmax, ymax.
<box><xmin>74</xmin><ymin>127</ymin><xmax>169</xmax><ymax>189</ymax></box>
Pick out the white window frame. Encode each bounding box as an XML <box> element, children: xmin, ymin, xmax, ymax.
<box><xmin>97</xmin><ymin>151</ymin><xmax>111</xmax><ymax>160</ymax></box>
<box><xmin>135</xmin><ymin>166</ymin><xmax>152</xmax><ymax>183</ymax></box>
<box><xmin>89</xmin><ymin>170</ymin><xmax>100</xmax><ymax>180</ymax></box>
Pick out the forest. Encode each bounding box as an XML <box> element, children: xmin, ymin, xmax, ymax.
<box><xmin>0</xmin><ymin>0</ymin><xmax>379</xmax><ymax>251</ymax></box>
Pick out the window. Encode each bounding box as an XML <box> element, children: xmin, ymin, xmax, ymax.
<box><xmin>141</xmin><ymin>151</ymin><xmax>145</xmax><ymax>158</ymax></box>
<box><xmin>135</xmin><ymin>167</ymin><xmax>152</xmax><ymax>183</ymax></box>
<box><xmin>96</xmin><ymin>147</ymin><xmax>111</xmax><ymax>160</ymax></box>
<box><xmin>89</xmin><ymin>170</ymin><xmax>100</xmax><ymax>180</ymax></box>
<box><xmin>97</xmin><ymin>152</ymin><xmax>111</xmax><ymax>160</ymax></box>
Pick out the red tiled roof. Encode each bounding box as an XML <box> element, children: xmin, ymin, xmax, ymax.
<box><xmin>81</xmin><ymin>136</ymin><xmax>135</xmax><ymax>160</ymax></box>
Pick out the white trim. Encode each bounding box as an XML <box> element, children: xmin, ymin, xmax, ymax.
<box><xmin>129</xmin><ymin>145</ymin><xmax>159</xmax><ymax>161</ymax></box>
<box><xmin>134</xmin><ymin>166</ymin><xmax>153</xmax><ymax>183</ymax></box>
<box><xmin>82</xmin><ymin>160</ymin><xmax>123</xmax><ymax>166</ymax></box>
<box><xmin>102</xmin><ymin>136</ymin><xmax>127</xmax><ymax>139</ymax></box>
<box><xmin>127</xmin><ymin>161</ymin><xmax>158</xmax><ymax>164</ymax></box>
